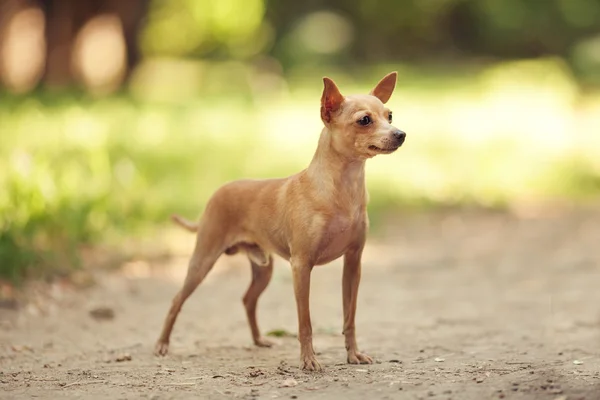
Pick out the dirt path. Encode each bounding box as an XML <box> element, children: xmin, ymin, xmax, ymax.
<box><xmin>1</xmin><ymin>209</ymin><xmax>600</xmax><ymax>399</ymax></box>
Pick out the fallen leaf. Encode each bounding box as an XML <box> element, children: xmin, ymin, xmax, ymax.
<box><xmin>266</xmin><ymin>329</ymin><xmax>295</xmax><ymax>338</ymax></box>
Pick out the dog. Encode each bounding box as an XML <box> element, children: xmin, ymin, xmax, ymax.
<box><xmin>154</xmin><ymin>72</ymin><xmax>406</xmax><ymax>371</ymax></box>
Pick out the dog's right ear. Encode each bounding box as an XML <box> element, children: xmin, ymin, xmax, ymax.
<box><xmin>321</xmin><ymin>77</ymin><xmax>344</xmax><ymax>123</ymax></box>
<box><xmin>370</xmin><ymin>71</ymin><xmax>397</xmax><ymax>104</ymax></box>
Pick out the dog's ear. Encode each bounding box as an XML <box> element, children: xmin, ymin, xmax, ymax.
<box><xmin>321</xmin><ymin>77</ymin><xmax>344</xmax><ymax>123</ymax></box>
<box><xmin>370</xmin><ymin>71</ymin><xmax>397</xmax><ymax>104</ymax></box>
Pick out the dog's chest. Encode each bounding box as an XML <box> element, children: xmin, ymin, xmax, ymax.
<box><xmin>315</xmin><ymin>211</ymin><xmax>363</xmax><ymax>265</ymax></box>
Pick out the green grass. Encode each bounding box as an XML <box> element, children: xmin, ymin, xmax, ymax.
<box><xmin>1</xmin><ymin>59</ymin><xmax>600</xmax><ymax>282</ymax></box>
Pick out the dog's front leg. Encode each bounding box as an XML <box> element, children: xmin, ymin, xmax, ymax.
<box><xmin>342</xmin><ymin>245</ymin><xmax>373</xmax><ymax>364</ymax></box>
<box><xmin>291</xmin><ymin>257</ymin><xmax>321</xmax><ymax>371</ymax></box>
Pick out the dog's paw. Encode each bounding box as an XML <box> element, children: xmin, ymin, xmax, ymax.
<box><xmin>300</xmin><ymin>354</ymin><xmax>323</xmax><ymax>372</ymax></box>
<box><xmin>254</xmin><ymin>337</ymin><xmax>275</xmax><ymax>348</ymax></box>
<box><xmin>154</xmin><ymin>341</ymin><xmax>169</xmax><ymax>357</ymax></box>
<box><xmin>347</xmin><ymin>351</ymin><xmax>373</xmax><ymax>365</ymax></box>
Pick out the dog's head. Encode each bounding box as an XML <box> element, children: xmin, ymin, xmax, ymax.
<box><xmin>320</xmin><ymin>72</ymin><xmax>405</xmax><ymax>160</ymax></box>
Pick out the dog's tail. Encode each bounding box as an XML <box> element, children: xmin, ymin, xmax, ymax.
<box><xmin>171</xmin><ymin>214</ymin><xmax>198</xmax><ymax>233</ymax></box>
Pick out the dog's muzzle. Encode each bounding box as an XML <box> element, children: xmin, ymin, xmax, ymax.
<box><xmin>393</xmin><ymin>130</ymin><xmax>406</xmax><ymax>146</ymax></box>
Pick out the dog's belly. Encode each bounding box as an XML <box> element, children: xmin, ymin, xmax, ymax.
<box><xmin>244</xmin><ymin>212</ymin><xmax>364</xmax><ymax>265</ymax></box>
<box><xmin>269</xmin><ymin>242</ymin><xmax>292</xmax><ymax>261</ymax></box>
<box><xmin>245</xmin><ymin>230</ymin><xmax>291</xmax><ymax>262</ymax></box>
<box><xmin>314</xmin><ymin>215</ymin><xmax>361</xmax><ymax>265</ymax></box>
<box><xmin>315</xmin><ymin>241</ymin><xmax>351</xmax><ymax>265</ymax></box>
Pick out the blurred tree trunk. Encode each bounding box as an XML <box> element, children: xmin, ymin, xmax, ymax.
<box><xmin>110</xmin><ymin>0</ymin><xmax>149</xmax><ymax>81</ymax></box>
<box><xmin>40</xmin><ymin>0</ymin><xmax>148</xmax><ymax>89</ymax></box>
<box><xmin>0</xmin><ymin>0</ymin><xmax>22</xmax><ymax>39</ymax></box>
<box><xmin>42</xmin><ymin>0</ymin><xmax>78</xmax><ymax>88</ymax></box>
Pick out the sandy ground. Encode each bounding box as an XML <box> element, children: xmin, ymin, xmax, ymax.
<box><xmin>1</xmin><ymin>209</ymin><xmax>600</xmax><ymax>399</ymax></box>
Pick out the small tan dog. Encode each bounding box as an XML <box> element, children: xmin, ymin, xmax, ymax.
<box><xmin>155</xmin><ymin>72</ymin><xmax>406</xmax><ymax>371</ymax></box>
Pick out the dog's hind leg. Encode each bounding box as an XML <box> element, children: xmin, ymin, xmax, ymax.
<box><xmin>243</xmin><ymin>253</ymin><xmax>274</xmax><ymax>347</ymax></box>
<box><xmin>154</xmin><ymin>225</ymin><xmax>226</xmax><ymax>356</ymax></box>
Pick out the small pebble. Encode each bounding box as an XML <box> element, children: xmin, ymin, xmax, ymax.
<box><xmin>115</xmin><ymin>354</ymin><xmax>132</xmax><ymax>362</ymax></box>
<box><xmin>280</xmin><ymin>378</ymin><xmax>298</xmax><ymax>388</ymax></box>
<box><xmin>89</xmin><ymin>307</ymin><xmax>115</xmax><ymax>321</ymax></box>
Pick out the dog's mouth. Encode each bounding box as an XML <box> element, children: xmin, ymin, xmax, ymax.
<box><xmin>368</xmin><ymin>145</ymin><xmax>398</xmax><ymax>154</ymax></box>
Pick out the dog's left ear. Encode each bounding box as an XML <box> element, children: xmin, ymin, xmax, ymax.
<box><xmin>321</xmin><ymin>77</ymin><xmax>344</xmax><ymax>123</ymax></box>
<box><xmin>370</xmin><ymin>71</ymin><xmax>397</xmax><ymax>104</ymax></box>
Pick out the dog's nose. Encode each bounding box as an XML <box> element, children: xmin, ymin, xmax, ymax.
<box><xmin>393</xmin><ymin>130</ymin><xmax>406</xmax><ymax>143</ymax></box>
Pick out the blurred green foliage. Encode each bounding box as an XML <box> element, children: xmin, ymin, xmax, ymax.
<box><xmin>135</xmin><ymin>0</ymin><xmax>600</xmax><ymax>84</ymax></box>
<box><xmin>0</xmin><ymin>95</ymin><xmax>266</xmax><ymax>282</ymax></box>
<box><xmin>141</xmin><ymin>0</ymin><xmax>267</xmax><ymax>58</ymax></box>
<box><xmin>3</xmin><ymin>0</ymin><xmax>600</xmax><ymax>282</ymax></box>
<box><xmin>2</xmin><ymin>60</ymin><xmax>600</xmax><ymax>282</ymax></box>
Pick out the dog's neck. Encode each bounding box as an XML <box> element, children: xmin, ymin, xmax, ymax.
<box><xmin>306</xmin><ymin>128</ymin><xmax>366</xmax><ymax>206</ymax></box>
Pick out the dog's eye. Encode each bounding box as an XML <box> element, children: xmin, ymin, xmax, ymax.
<box><xmin>388</xmin><ymin>112</ymin><xmax>393</xmax><ymax>123</ymax></box>
<box><xmin>357</xmin><ymin>116</ymin><xmax>371</xmax><ymax>126</ymax></box>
